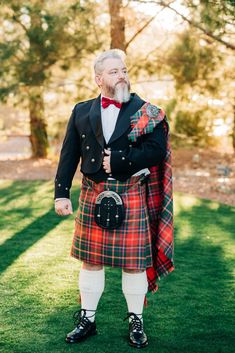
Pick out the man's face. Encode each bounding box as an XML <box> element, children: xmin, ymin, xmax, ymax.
<box><xmin>95</xmin><ymin>58</ymin><xmax>131</xmax><ymax>103</ymax></box>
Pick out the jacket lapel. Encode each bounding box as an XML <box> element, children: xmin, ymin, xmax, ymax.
<box><xmin>89</xmin><ymin>95</ymin><xmax>104</xmax><ymax>148</ymax></box>
<box><xmin>108</xmin><ymin>93</ymin><xmax>145</xmax><ymax>144</ymax></box>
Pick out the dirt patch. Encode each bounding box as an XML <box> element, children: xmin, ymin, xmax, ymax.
<box><xmin>172</xmin><ymin>148</ymin><xmax>235</xmax><ymax>206</ymax></box>
<box><xmin>0</xmin><ymin>148</ymin><xmax>234</xmax><ymax>206</ymax></box>
<box><xmin>0</xmin><ymin>158</ymin><xmax>58</xmax><ymax>180</ymax></box>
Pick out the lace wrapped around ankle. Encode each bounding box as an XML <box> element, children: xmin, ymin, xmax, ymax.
<box><xmin>124</xmin><ymin>312</ymin><xmax>143</xmax><ymax>332</ymax></box>
<box><xmin>73</xmin><ymin>309</ymin><xmax>95</xmax><ymax>327</ymax></box>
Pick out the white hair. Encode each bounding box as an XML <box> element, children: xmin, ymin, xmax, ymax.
<box><xmin>94</xmin><ymin>49</ymin><xmax>126</xmax><ymax>75</ymax></box>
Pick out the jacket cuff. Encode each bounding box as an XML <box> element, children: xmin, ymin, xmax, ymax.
<box><xmin>54</xmin><ymin>179</ymin><xmax>70</xmax><ymax>199</ymax></box>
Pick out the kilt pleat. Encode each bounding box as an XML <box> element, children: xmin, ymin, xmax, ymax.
<box><xmin>71</xmin><ymin>175</ymin><xmax>153</xmax><ymax>270</ymax></box>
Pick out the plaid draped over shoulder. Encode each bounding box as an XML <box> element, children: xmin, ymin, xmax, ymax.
<box><xmin>128</xmin><ymin>102</ymin><xmax>174</xmax><ymax>293</ymax></box>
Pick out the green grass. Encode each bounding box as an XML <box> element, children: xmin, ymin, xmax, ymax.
<box><xmin>0</xmin><ymin>180</ymin><xmax>234</xmax><ymax>353</ymax></box>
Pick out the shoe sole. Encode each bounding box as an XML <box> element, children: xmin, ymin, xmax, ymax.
<box><xmin>128</xmin><ymin>340</ymin><xmax>148</xmax><ymax>349</ymax></box>
<box><xmin>66</xmin><ymin>330</ymin><xmax>97</xmax><ymax>343</ymax></box>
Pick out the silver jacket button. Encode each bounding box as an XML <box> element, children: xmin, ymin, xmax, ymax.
<box><xmin>91</xmin><ymin>158</ymin><xmax>95</xmax><ymax>162</ymax></box>
<box><xmin>86</xmin><ymin>145</ymin><xmax>90</xmax><ymax>150</ymax></box>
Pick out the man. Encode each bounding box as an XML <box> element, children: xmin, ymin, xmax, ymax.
<box><xmin>54</xmin><ymin>49</ymin><xmax>174</xmax><ymax>349</ymax></box>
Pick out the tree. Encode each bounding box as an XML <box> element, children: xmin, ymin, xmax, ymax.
<box><xmin>164</xmin><ymin>0</ymin><xmax>235</xmax><ymax>150</ymax></box>
<box><xmin>132</xmin><ymin>0</ymin><xmax>235</xmax><ymax>150</ymax></box>
<box><xmin>131</xmin><ymin>0</ymin><xmax>235</xmax><ymax>51</ymax></box>
<box><xmin>108</xmin><ymin>0</ymin><xmax>126</xmax><ymax>51</ymax></box>
<box><xmin>0</xmin><ymin>0</ymin><xmax>101</xmax><ymax>157</ymax></box>
<box><xmin>108</xmin><ymin>0</ymin><xmax>162</xmax><ymax>53</ymax></box>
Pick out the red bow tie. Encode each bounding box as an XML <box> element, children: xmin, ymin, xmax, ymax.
<box><xmin>101</xmin><ymin>96</ymin><xmax>122</xmax><ymax>109</ymax></box>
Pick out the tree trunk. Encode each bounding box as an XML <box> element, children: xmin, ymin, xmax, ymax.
<box><xmin>233</xmin><ymin>99</ymin><xmax>235</xmax><ymax>153</ymax></box>
<box><xmin>29</xmin><ymin>86</ymin><xmax>48</xmax><ymax>158</ymax></box>
<box><xmin>108</xmin><ymin>0</ymin><xmax>126</xmax><ymax>51</ymax></box>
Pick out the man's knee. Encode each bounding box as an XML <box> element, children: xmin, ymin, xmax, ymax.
<box><xmin>82</xmin><ymin>262</ymin><xmax>103</xmax><ymax>271</ymax></box>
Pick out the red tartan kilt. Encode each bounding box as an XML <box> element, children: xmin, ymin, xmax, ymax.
<box><xmin>71</xmin><ymin>175</ymin><xmax>153</xmax><ymax>270</ymax></box>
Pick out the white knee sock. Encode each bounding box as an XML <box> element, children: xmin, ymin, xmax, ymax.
<box><xmin>122</xmin><ymin>271</ymin><xmax>148</xmax><ymax>322</ymax></box>
<box><xmin>78</xmin><ymin>268</ymin><xmax>105</xmax><ymax>322</ymax></box>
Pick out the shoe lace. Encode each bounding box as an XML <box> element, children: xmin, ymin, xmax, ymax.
<box><xmin>73</xmin><ymin>309</ymin><xmax>91</xmax><ymax>328</ymax></box>
<box><xmin>124</xmin><ymin>312</ymin><xmax>143</xmax><ymax>332</ymax></box>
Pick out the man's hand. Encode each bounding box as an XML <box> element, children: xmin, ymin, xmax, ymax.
<box><xmin>103</xmin><ymin>148</ymin><xmax>111</xmax><ymax>174</ymax></box>
<box><xmin>55</xmin><ymin>199</ymin><xmax>73</xmax><ymax>216</ymax></box>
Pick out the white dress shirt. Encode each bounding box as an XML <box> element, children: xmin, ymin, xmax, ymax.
<box><xmin>101</xmin><ymin>97</ymin><xmax>120</xmax><ymax>144</ymax></box>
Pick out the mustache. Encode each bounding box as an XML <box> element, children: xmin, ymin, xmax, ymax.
<box><xmin>115</xmin><ymin>80</ymin><xmax>128</xmax><ymax>85</ymax></box>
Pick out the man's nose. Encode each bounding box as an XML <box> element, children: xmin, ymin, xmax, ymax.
<box><xmin>118</xmin><ymin>71</ymin><xmax>126</xmax><ymax>79</ymax></box>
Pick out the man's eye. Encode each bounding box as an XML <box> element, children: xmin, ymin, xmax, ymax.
<box><xmin>110</xmin><ymin>71</ymin><xmax>117</xmax><ymax>74</ymax></box>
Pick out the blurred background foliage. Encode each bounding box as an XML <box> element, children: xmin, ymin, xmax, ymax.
<box><xmin>0</xmin><ymin>0</ymin><xmax>234</xmax><ymax>158</ymax></box>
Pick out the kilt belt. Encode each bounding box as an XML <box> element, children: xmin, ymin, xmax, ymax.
<box><xmin>71</xmin><ymin>175</ymin><xmax>153</xmax><ymax>270</ymax></box>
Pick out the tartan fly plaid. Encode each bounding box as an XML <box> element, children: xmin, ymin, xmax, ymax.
<box><xmin>129</xmin><ymin>102</ymin><xmax>174</xmax><ymax>292</ymax></box>
<box><xmin>71</xmin><ymin>175</ymin><xmax>153</xmax><ymax>270</ymax></box>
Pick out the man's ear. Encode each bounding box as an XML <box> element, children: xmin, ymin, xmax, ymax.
<box><xmin>95</xmin><ymin>74</ymin><xmax>102</xmax><ymax>87</ymax></box>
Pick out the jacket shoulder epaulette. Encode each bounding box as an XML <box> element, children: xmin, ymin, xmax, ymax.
<box><xmin>74</xmin><ymin>98</ymin><xmax>96</xmax><ymax>113</ymax></box>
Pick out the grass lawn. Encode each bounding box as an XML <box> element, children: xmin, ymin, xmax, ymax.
<box><xmin>0</xmin><ymin>180</ymin><xmax>234</xmax><ymax>353</ymax></box>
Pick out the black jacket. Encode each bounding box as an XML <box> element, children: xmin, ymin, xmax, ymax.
<box><xmin>54</xmin><ymin>93</ymin><xmax>167</xmax><ymax>199</ymax></box>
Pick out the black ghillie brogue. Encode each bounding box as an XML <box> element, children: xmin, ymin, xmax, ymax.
<box><xmin>124</xmin><ymin>312</ymin><xmax>148</xmax><ymax>349</ymax></box>
<box><xmin>66</xmin><ymin>309</ymin><xmax>97</xmax><ymax>343</ymax></box>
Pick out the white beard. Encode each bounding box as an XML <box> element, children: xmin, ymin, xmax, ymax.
<box><xmin>113</xmin><ymin>82</ymin><xmax>130</xmax><ymax>103</ymax></box>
